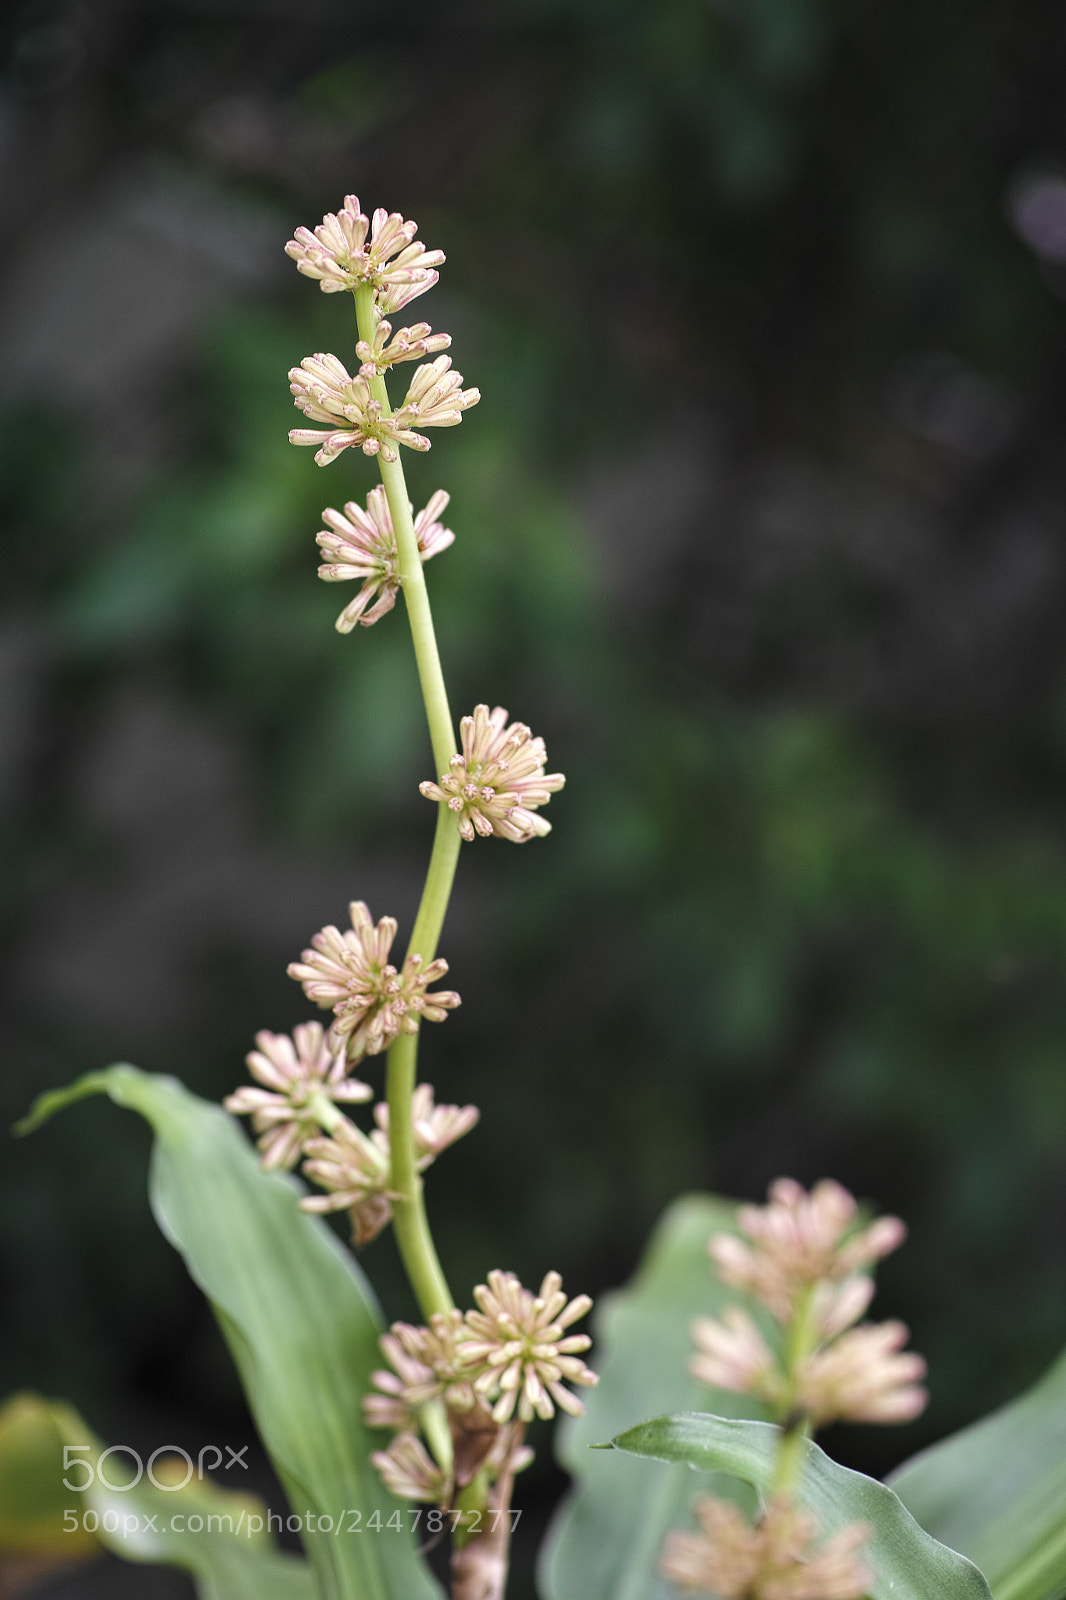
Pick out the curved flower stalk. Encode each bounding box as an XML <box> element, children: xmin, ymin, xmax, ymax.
<box><xmin>272</xmin><ymin>192</ymin><xmax>580</xmax><ymax>1597</ymax></box>
<box><xmin>287</xmin><ymin>899</ymin><xmax>461</xmax><ymax>1061</ymax></box>
<box><xmin>317</xmin><ymin>486</ymin><xmax>454</xmax><ymax>632</ymax></box>
<box><xmin>420</xmin><ymin>704</ymin><xmax>566</xmax><ymax>842</ymax></box>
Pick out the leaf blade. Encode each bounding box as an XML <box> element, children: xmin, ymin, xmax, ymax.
<box><xmin>22</xmin><ymin>1066</ymin><xmax>442</xmax><ymax>1600</ymax></box>
<box><xmin>890</xmin><ymin>1348</ymin><xmax>1066</xmax><ymax>1600</ymax></box>
<box><xmin>612</xmin><ymin>1411</ymin><xmax>992</xmax><ymax>1600</ymax></box>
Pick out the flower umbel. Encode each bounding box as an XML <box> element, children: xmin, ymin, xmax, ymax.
<box><xmin>370</xmin><ymin>1433</ymin><xmax>447</xmax><ymax>1503</ymax></box>
<box><xmin>300</xmin><ymin>1085</ymin><xmax>477</xmax><ymax>1248</ymax></box>
<box><xmin>287</xmin><ymin>900</ymin><xmax>461</xmax><ymax>1060</ymax></box>
<box><xmin>289</xmin><ymin>354</ymin><xmax>431</xmax><ymax>465</ymax></box>
<box><xmin>710</xmin><ymin>1178</ymin><xmax>906</xmax><ymax>1324</ymax></box>
<box><xmin>373</xmin><ymin>1081</ymin><xmax>480</xmax><ymax>1163</ymax></box>
<box><xmin>364</xmin><ymin>1309</ymin><xmax>477</xmax><ymax>1433</ymax></box>
<box><xmin>794</xmin><ymin>1320</ymin><xmax>928</xmax><ymax>1427</ymax></box>
<box><xmin>224</xmin><ymin>1023</ymin><xmax>371</xmax><ymax>1170</ymax></box>
<box><xmin>689</xmin><ymin>1306</ymin><xmax>780</xmax><ymax>1403</ymax></box>
<box><xmin>661</xmin><ymin>1497</ymin><xmax>872</xmax><ymax>1600</ymax></box>
<box><xmin>285</xmin><ymin>197</ymin><xmax>444</xmax><ymax>313</ymax></box>
<box><xmin>420</xmin><ymin>704</ymin><xmax>565</xmax><ymax>842</ymax></box>
<box><xmin>461</xmin><ymin>1270</ymin><xmax>598</xmax><ymax>1423</ymax></box>
<box><xmin>317</xmin><ymin>487</ymin><xmax>454</xmax><ymax>632</ymax></box>
<box><xmin>299</xmin><ymin>1117</ymin><xmax>393</xmax><ymax>1244</ymax></box>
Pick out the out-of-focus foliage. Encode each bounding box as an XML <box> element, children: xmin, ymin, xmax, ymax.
<box><xmin>608</xmin><ymin>1413</ymin><xmax>992</xmax><ymax>1600</ymax></box>
<box><xmin>891</xmin><ymin>1347</ymin><xmax>1066</xmax><ymax>1600</ymax></box>
<box><xmin>3</xmin><ymin>1</ymin><xmax>1066</xmax><ymax>1588</ymax></box>
<box><xmin>17</xmin><ymin>1067</ymin><xmax>440</xmax><ymax>1600</ymax></box>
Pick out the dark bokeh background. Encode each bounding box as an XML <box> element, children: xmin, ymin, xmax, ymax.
<box><xmin>4</xmin><ymin>0</ymin><xmax>1066</xmax><ymax>1592</ymax></box>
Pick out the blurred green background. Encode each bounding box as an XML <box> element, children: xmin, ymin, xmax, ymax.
<box><xmin>3</xmin><ymin>0</ymin><xmax>1066</xmax><ymax>1591</ymax></box>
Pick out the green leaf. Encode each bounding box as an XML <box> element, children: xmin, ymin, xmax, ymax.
<box><xmin>539</xmin><ymin>1194</ymin><xmax>770</xmax><ymax>1600</ymax></box>
<box><xmin>611</xmin><ymin>1411</ymin><xmax>992</xmax><ymax>1600</ymax></box>
<box><xmin>889</xmin><ymin>1348</ymin><xmax>1066</xmax><ymax>1600</ymax></box>
<box><xmin>18</xmin><ymin>1067</ymin><xmax>442</xmax><ymax>1600</ymax></box>
<box><xmin>0</xmin><ymin>1393</ymin><xmax>98</xmax><ymax>1559</ymax></box>
<box><xmin>0</xmin><ymin>1392</ymin><xmax>312</xmax><ymax>1600</ymax></box>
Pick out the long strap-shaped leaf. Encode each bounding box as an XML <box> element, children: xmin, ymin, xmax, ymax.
<box><xmin>890</xmin><ymin>1348</ymin><xmax>1066</xmax><ymax>1600</ymax></box>
<box><xmin>19</xmin><ymin>1067</ymin><xmax>442</xmax><ymax>1600</ymax></box>
<box><xmin>609</xmin><ymin>1411</ymin><xmax>992</xmax><ymax>1600</ymax></box>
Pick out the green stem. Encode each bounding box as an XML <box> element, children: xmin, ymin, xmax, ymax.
<box><xmin>770</xmin><ymin>1419</ymin><xmax>811</xmax><ymax>1499</ymax></box>
<box><xmin>771</xmin><ymin>1288</ymin><xmax>818</xmax><ymax>1499</ymax></box>
<box><xmin>352</xmin><ymin>282</ymin><xmax>462</xmax><ymax>1321</ymax></box>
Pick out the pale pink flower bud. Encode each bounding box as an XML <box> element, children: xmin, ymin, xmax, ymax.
<box><xmin>224</xmin><ymin>1022</ymin><xmax>371</xmax><ymax>1170</ymax></box>
<box><xmin>370</xmin><ymin>1433</ymin><xmax>447</xmax><ymax>1502</ymax></box>
<box><xmin>661</xmin><ymin>1496</ymin><xmax>872</xmax><ymax>1600</ymax></box>
<box><xmin>811</xmin><ymin>1274</ymin><xmax>876</xmax><ymax>1340</ymax></box>
<box><xmin>420</xmin><ymin>704</ymin><xmax>565</xmax><ymax>843</ymax></box>
<box><xmin>710</xmin><ymin>1178</ymin><xmax>907</xmax><ymax>1323</ymax></box>
<box><xmin>689</xmin><ymin>1307</ymin><xmax>781</xmax><ymax>1400</ymax></box>
<box><xmin>795</xmin><ymin>1320</ymin><xmax>928</xmax><ymax>1427</ymax></box>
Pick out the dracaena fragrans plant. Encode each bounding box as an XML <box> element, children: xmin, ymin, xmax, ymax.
<box><xmin>11</xmin><ymin>194</ymin><xmax>1066</xmax><ymax>1600</ymax></box>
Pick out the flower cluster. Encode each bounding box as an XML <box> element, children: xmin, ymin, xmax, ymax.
<box><xmin>285</xmin><ymin>197</ymin><xmax>444</xmax><ymax>311</ymax></box>
<box><xmin>364</xmin><ymin>1271</ymin><xmax>597</xmax><ymax>1506</ymax></box>
<box><xmin>711</xmin><ymin>1178</ymin><xmax>906</xmax><ymax>1324</ymax></box>
<box><xmin>690</xmin><ymin>1178</ymin><xmax>927</xmax><ymax>1430</ymax></box>
<box><xmin>223</xmin><ymin>1022</ymin><xmax>371</xmax><ymax>1170</ymax></box>
<box><xmin>420</xmin><ymin>704</ymin><xmax>565</xmax><ymax>842</ymax></box>
<box><xmin>661</xmin><ymin>1496</ymin><xmax>872</xmax><ymax>1600</ymax></box>
<box><xmin>317</xmin><ymin>487</ymin><xmax>454</xmax><ymax>631</ymax></box>
<box><xmin>226</xmin><ymin>1029</ymin><xmax>478</xmax><ymax>1247</ymax></box>
<box><xmin>287</xmin><ymin>899</ymin><xmax>461</xmax><ymax>1061</ymax></box>
<box><xmin>685</xmin><ymin>1177</ymin><xmax>928</xmax><ymax>1427</ymax></box>
<box><xmin>300</xmin><ymin>1083</ymin><xmax>478</xmax><ymax>1246</ymax></box>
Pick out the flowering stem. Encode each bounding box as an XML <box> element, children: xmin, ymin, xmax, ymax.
<box><xmin>353</xmin><ymin>282</ymin><xmax>461</xmax><ymax>1320</ymax></box>
<box><xmin>772</xmin><ymin>1286</ymin><xmax>818</xmax><ymax>1498</ymax></box>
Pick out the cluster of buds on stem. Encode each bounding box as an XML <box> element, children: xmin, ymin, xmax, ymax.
<box><xmin>691</xmin><ymin>1178</ymin><xmax>927</xmax><ymax>1428</ymax></box>
<box><xmin>661</xmin><ymin>1179</ymin><xmax>927</xmax><ymax>1598</ymax></box>
<box><xmin>225</xmin><ymin>1023</ymin><xmax>478</xmax><ymax>1246</ymax></box>
<box><xmin>364</xmin><ymin>1271</ymin><xmax>598</xmax><ymax>1509</ymax></box>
